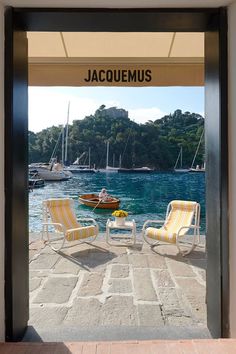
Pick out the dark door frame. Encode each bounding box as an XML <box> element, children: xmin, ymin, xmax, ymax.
<box><xmin>4</xmin><ymin>7</ymin><xmax>228</xmax><ymax>341</ymax></box>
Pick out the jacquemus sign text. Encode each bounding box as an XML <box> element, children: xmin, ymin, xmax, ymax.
<box><xmin>84</xmin><ymin>69</ymin><xmax>152</xmax><ymax>83</ymax></box>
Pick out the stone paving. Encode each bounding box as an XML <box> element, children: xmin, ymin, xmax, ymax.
<box><xmin>29</xmin><ymin>234</ymin><xmax>206</xmax><ymax>328</ymax></box>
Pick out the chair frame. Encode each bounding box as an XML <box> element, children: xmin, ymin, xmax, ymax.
<box><xmin>142</xmin><ymin>201</ymin><xmax>201</xmax><ymax>255</ymax></box>
<box><xmin>42</xmin><ymin>199</ymin><xmax>99</xmax><ymax>251</ymax></box>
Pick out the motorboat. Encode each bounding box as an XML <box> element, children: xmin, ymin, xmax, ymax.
<box><xmin>79</xmin><ymin>193</ymin><xmax>120</xmax><ymax>209</ymax></box>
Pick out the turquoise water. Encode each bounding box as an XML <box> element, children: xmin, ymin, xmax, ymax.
<box><xmin>29</xmin><ymin>172</ymin><xmax>205</xmax><ymax>235</ymax></box>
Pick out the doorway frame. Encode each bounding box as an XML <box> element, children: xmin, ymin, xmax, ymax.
<box><xmin>4</xmin><ymin>7</ymin><xmax>228</xmax><ymax>340</ymax></box>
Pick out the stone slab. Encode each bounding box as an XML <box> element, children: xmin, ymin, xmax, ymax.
<box><xmin>166</xmin><ymin>315</ymin><xmax>193</xmax><ymax>326</ymax></box>
<box><xmin>108</xmin><ymin>279</ymin><xmax>132</xmax><ymax>294</ymax></box>
<box><xmin>33</xmin><ymin>277</ymin><xmax>78</xmax><ymax>304</ymax></box>
<box><xmin>138</xmin><ymin>304</ymin><xmax>164</xmax><ymax>326</ymax></box>
<box><xmin>154</xmin><ymin>270</ymin><xmax>175</xmax><ymax>287</ymax></box>
<box><xmin>63</xmin><ymin>298</ymin><xmax>102</xmax><ymax>326</ymax></box>
<box><xmin>128</xmin><ymin>254</ymin><xmax>149</xmax><ymax>268</ymax></box>
<box><xmin>29</xmin><ymin>278</ymin><xmax>42</xmax><ymax>292</ymax></box>
<box><xmin>30</xmin><ymin>253</ymin><xmax>60</xmax><ymax>270</ymax></box>
<box><xmin>110</xmin><ymin>265</ymin><xmax>129</xmax><ymax>278</ymax></box>
<box><xmin>29</xmin><ymin>307</ymin><xmax>68</xmax><ymax>326</ymax></box>
<box><xmin>78</xmin><ymin>273</ymin><xmax>104</xmax><ymax>296</ymax></box>
<box><xmin>53</xmin><ymin>258</ymin><xmax>81</xmax><ymax>275</ymax></box>
<box><xmin>111</xmin><ymin>254</ymin><xmax>129</xmax><ymax>264</ymax></box>
<box><xmin>101</xmin><ymin>296</ymin><xmax>138</xmax><ymax>326</ymax></box>
<box><xmin>158</xmin><ymin>288</ymin><xmax>184</xmax><ymax>312</ymax></box>
<box><xmin>30</xmin><ymin>270</ymin><xmax>51</xmax><ymax>278</ymax></box>
<box><xmin>133</xmin><ymin>269</ymin><xmax>157</xmax><ymax>301</ymax></box>
<box><xmin>147</xmin><ymin>254</ymin><xmax>167</xmax><ymax>269</ymax></box>
<box><xmin>167</xmin><ymin>259</ymin><xmax>195</xmax><ymax>277</ymax></box>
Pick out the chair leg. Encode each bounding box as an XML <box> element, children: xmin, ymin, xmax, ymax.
<box><xmin>142</xmin><ymin>230</ymin><xmax>160</xmax><ymax>247</ymax></box>
<box><xmin>176</xmin><ymin>233</ymin><xmax>198</xmax><ymax>256</ymax></box>
<box><xmin>47</xmin><ymin>232</ymin><xmax>67</xmax><ymax>252</ymax></box>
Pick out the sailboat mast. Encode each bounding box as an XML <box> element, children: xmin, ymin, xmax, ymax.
<box><xmin>64</xmin><ymin>101</ymin><xmax>70</xmax><ymax>164</ymax></box>
<box><xmin>180</xmin><ymin>147</ymin><xmax>183</xmax><ymax>168</ymax></box>
<box><xmin>174</xmin><ymin>149</ymin><xmax>181</xmax><ymax>169</ymax></box>
<box><xmin>106</xmin><ymin>141</ymin><xmax>109</xmax><ymax>168</ymax></box>
<box><xmin>89</xmin><ymin>147</ymin><xmax>91</xmax><ymax>168</ymax></box>
<box><xmin>191</xmin><ymin>130</ymin><xmax>204</xmax><ymax>169</ymax></box>
<box><xmin>62</xmin><ymin>126</ymin><xmax>64</xmax><ymax>165</ymax></box>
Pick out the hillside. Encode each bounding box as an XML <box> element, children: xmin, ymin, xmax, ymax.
<box><xmin>28</xmin><ymin>106</ymin><xmax>204</xmax><ymax>170</ymax></box>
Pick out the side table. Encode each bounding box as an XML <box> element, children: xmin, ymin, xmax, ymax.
<box><xmin>106</xmin><ymin>218</ymin><xmax>136</xmax><ymax>246</ymax></box>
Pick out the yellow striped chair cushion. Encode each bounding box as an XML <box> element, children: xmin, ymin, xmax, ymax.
<box><xmin>46</xmin><ymin>198</ymin><xmax>98</xmax><ymax>240</ymax></box>
<box><xmin>145</xmin><ymin>200</ymin><xmax>197</xmax><ymax>243</ymax></box>
<box><xmin>66</xmin><ymin>225</ymin><xmax>98</xmax><ymax>241</ymax></box>
<box><xmin>46</xmin><ymin>198</ymin><xmax>80</xmax><ymax>232</ymax></box>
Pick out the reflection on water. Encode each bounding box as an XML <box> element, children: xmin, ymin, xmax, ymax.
<box><xmin>29</xmin><ymin>172</ymin><xmax>205</xmax><ymax>234</ymax></box>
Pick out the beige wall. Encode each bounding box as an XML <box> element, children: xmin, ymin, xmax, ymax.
<box><xmin>0</xmin><ymin>1</ymin><xmax>5</xmax><ymax>341</ymax></box>
<box><xmin>229</xmin><ymin>1</ymin><xmax>236</xmax><ymax>338</ymax></box>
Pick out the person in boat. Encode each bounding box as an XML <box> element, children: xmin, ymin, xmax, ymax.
<box><xmin>53</xmin><ymin>162</ymin><xmax>63</xmax><ymax>171</ymax></box>
<box><xmin>99</xmin><ymin>188</ymin><xmax>110</xmax><ymax>201</ymax></box>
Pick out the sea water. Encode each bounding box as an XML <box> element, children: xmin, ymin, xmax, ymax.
<box><xmin>29</xmin><ymin>172</ymin><xmax>205</xmax><ymax>236</ymax></box>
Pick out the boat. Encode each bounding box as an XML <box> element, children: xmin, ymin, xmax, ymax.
<box><xmin>100</xmin><ymin>142</ymin><xmax>120</xmax><ymax>173</ymax></box>
<box><xmin>29</xmin><ymin>177</ymin><xmax>45</xmax><ymax>189</ymax></box>
<box><xmin>174</xmin><ymin>147</ymin><xmax>189</xmax><ymax>173</ymax></box>
<box><xmin>189</xmin><ymin>130</ymin><xmax>205</xmax><ymax>173</ymax></box>
<box><xmin>79</xmin><ymin>193</ymin><xmax>120</xmax><ymax>209</ymax></box>
<box><xmin>118</xmin><ymin>166</ymin><xmax>154</xmax><ymax>173</ymax></box>
<box><xmin>29</xmin><ymin>164</ymin><xmax>72</xmax><ymax>181</ymax></box>
<box><xmin>66</xmin><ymin>150</ymin><xmax>97</xmax><ymax>173</ymax></box>
<box><xmin>189</xmin><ymin>163</ymin><xmax>205</xmax><ymax>173</ymax></box>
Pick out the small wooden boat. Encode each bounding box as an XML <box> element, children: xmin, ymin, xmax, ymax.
<box><xmin>79</xmin><ymin>193</ymin><xmax>120</xmax><ymax>209</ymax></box>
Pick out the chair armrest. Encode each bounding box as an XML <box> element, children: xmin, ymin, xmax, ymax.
<box><xmin>77</xmin><ymin>218</ymin><xmax>99</xmax><ymax>230</ymax></box>
<box><xmin>142</xmin><ymin>219</ymin><xmax>165</xmax><ymax>230</ymax></box>
<box><xmin>177</xmin><ymin>225</ymin><xmax>200</xmax><ymax>236</ymax></box>
<box><xmin>42</xmin><ymin>222</ymin><xmax>66</xmax><ymax>232</ymax></box>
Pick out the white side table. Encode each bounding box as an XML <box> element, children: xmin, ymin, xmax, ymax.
<box><xmin>106</xmin><ymin>218</ymin><xmax>136</xmax><ymax>245</ymax></box>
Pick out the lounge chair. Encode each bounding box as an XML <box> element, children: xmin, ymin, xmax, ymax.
<box><xmin>42</xmin><ymin>198</ymin><xmax>99</xmax><ymax>251</ymax></box>
<box><xmin>142</xmin><ymin>200</ymin><xmax>200</xmax><ymax>255</ymax></box>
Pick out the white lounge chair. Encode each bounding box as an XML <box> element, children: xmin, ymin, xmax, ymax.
<box><xmin>142</xmin><ymin>200</ymin><xmax>200</xmax><ymax>255</ymax></box>
<box><xmin>42</xmin><ymin>198</ymin><xmax>99</xmax><ymax>251</ymax></box>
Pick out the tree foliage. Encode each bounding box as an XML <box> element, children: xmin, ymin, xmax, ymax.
<box><xmin>28</xmin><ymin>107</ymin><xmax>204</xmax><ymax>170</ymax></box>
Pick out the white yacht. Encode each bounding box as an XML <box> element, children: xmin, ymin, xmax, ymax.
<box><xmin>29</xmin><ymin>163</ymin><xmax>72</xmax><ymax>181</ymax></box>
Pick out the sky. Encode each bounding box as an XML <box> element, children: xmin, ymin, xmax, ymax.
<box><xmin>29</xmin><ymin>86</ymin><xmax>204</xmax><ymax>132</ymax></box>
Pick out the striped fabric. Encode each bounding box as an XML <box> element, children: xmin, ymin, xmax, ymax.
<box><xmin>145</xmin><ymin>200</ymin><xmax>197</xmax><ymax>243</ymax></box>
<box><xmin>45</xmin><ymin>198</ymin><xmax>98</xmax><ymax>241</ymax></box>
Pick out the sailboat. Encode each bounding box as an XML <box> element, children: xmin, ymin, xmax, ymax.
<box><xmin>66</xmin><ymin>149</ymin><xmax>97</xmax><ymax>173</ymax></box>
<box><xmin>174</xmin><ymin>147</ymin><xmax>189</xmax><ymax>173</ymax></box>
<box><xmin>29</xmin><ymin>102</ymin><xmax>73</xmax><ymax>181</ymax></box>
<box><xmin>189</xmin><ymin>130</ymin><xmax>205</xmax><ymax>173</ymax></box>
<box><xmin>100</xmin><ymin>141</ymin><xmax>120</xmax><ymax>172</ymax></box>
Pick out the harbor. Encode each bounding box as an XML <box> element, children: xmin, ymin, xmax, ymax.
<box><xmin>29</xmin><ymin>172</ymin><xmax>206</xmax><ymax>237</ymax></box>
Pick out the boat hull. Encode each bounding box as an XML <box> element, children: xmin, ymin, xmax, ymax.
<box><xmin>29</xmin><ymin>166</ymin><xmax>72</xmax><ymax>181</ymax></box>
<box><xmin>79</xmin><ymin>194</ymin><xmax>120</xmax><ymax>209</ymax></box>
<box><xmin>189</xmin><ymin>168</ymin><xmax>205</xmax><ymax>173</ymax></box>
<box><xmin>29</xmin><ymin>178</ymin><xmax>45</xmax><ymax>189</ymax></box>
